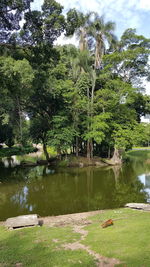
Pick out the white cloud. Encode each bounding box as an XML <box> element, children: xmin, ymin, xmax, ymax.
<box><xmin>31</xmin><ymin>0</ymin><xmax>150</xmax><ymax>36</ymax></box>
<box><xmin>54</xmin><ymin>33</ymin><xmax>78</xmax><ymax>46</ymax></box>
<box><xmin>138</xmin><ymin>0</ymin><xmax>150</xmax><ymax>10</ymax></box>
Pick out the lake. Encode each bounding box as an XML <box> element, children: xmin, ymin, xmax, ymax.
<box><xmin>0</xmin><ymin>151</ymin><xmax>150</xmax><ymax>221</ymax></box>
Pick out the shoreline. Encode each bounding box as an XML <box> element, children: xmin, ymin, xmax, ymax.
<box><xmin>1</xmin><ymin>202</ymin><xmax>150</xmax><ymax>225</ymax></box>
<box><xmin>0</xmin><ymin>210</ymin><xmax>104</xmax><ymax>225</ymax></box>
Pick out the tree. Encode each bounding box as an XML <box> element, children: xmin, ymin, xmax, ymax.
<box><xmin>21</xmin><ymin>0</ymin><xmax>66</xmax><ymax>45</ymax></box>
<box><xmin>48</xmin><ymin>116</ymin><xmax>76</xmax><ymax>158</ymax></box>
<box><xmin>104</xmin><ymin>28</ymin><xmax>150</xmax><ymax>87</ymax></box>
<box><xmin>66</xmin><ymin>9</ymin><xmax>93</xmax><ymax>52</ymax></box>
<box><xmin>88</xmin><ymin>14</ymin><xmax>116</xmax><ymax>69</ymax></box>
<box><xmin>0</xmin><ymin>0</ymin><xmax>33</xmax><ymax>44</ymax></box>
<box><xmin>0</xmin><ymin>56</ymin><xmax>34</xmax><ymax>144</ymax></box>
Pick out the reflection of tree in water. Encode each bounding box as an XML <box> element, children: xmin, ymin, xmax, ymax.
<box><xmin>112</xmin><ymin>163</ymin><xmax>148</xmax><ymax>207</ymax></box>
<box><xmin>0</xmin><ymin>165</ymin><xmax>47</xmax><ymax>220</ymax></box>
<box><xmin>0</xmin><ymin>162</ymin><xmax>149</xmax><ymax>220</ymax></box>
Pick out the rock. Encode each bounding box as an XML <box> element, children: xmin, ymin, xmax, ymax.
<box><xmin>125</xmin><ymin>203</ymin><xmax>150</xmax><ymax>211</ymax></box>
<box><xmin>79</xmin><ymin>162</ymin><xmax>84</xmax><ymax>167</ymax></box>
<box><xmin>5</xmin><ymin>214</ymin><xmax>39</xmax><ymax>229</ymax></box>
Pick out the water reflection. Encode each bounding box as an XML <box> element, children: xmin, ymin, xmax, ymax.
<box><xmin>2</xmin><ymin>156</ymin><xmax>20</xmax><ymax>168</ymax></box>
<box><xmin>0</xmin><ymin>160</ymin><xmax>149</xmax><ymax>220</ymax></box>
<box><xmin>138</xmin><ymin>173</ymin><xmax>150</xmax><ymax>202</ymax></box>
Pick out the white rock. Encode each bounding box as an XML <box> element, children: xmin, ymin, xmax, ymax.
<box><xmin>5</xmin><ymin>214</ymin><xmax>39</xmax><ymax>229</ymax></box>
<box><xmin>125</xmin><ymin>203</ymin><xmax>150</xmax><ymax>211</ymax></box>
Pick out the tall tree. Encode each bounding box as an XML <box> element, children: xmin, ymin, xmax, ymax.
<box><xmin>88</xmin><ymin>14</ymin><xmax>116</xmax><ymax>69</ymax></box>
<box><xmin>22</xmin><ymin>0</ymin><xmax>66</xmax><ymax>45</ymax></box>
<box><xmin>0</xmin><ymin>0</ymin><xmax>33</xmax><ymax>44</ymax></box>
<box><xmin>66</xmin><ymin>9</ymin><xmax>93</xmax><ymax>52</ymax></box>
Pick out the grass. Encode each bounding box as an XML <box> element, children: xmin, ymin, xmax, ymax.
<box><xmin>132</xmin><ymin>146</ymin><xmax>150</xmax><ymax>150</ymax></box>
<box><xmin>1</xmin><ymin>209</ymin><xmax>150</xmax><ymax>266</ymax></box>
<box><xmin>0</xmin><ymin>225</ymin><xmax>96</xmax><ymax>267</ymax></box>
<box><xmin>127</xmin><ymin>149</ymin><xmax>150</xmax><ymax>161</ymax></box>
<box><xmin>83</xmin><ymin>208</ymin><xmax>150</xmax><ymax>267</ymax></box>
<box><xmin>0</xmin><ymin>146</ymin><xmax>37</xmax><ymax>158</ymax></box>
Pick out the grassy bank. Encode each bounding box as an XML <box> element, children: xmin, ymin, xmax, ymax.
<box><xmin>57</xmin><ymin>155</ymin><xmax>106</xmax><ymax>167</ymax></box>
<box><xmin>0</xmin><ymin>146</ymin><xmax>38</xmax><ymax>158</ymax></box>
<box><xmin>127</xmin><ymin>149</ymin><xmax>150</xmax><ymax>160</ymax></box>
<box><xmin>1</xmin><ymin>208</ymin><xmax>150</xmax><ymax>266</ymax></box>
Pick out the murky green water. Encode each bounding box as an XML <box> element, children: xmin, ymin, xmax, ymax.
<box><xmin>0</xmin><ymin>151</ymin><xmax>150</xmax><ymax>221</ymax></box>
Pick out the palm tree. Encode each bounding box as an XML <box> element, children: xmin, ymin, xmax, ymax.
<box><xmin>66</xmin><ymin>9</ymin><xmax>94</xmax><ymax>52</ymax></box>
<box><xmin>88</xmin><ymin>14</ymin><xmax>116</xmax><ymax>69</ymax></box>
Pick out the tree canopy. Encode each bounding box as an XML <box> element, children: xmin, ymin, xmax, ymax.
<box><xmin>0</xmin><ymin>0</ymin><xmax>150</xmax><ymax>160</ymax></box>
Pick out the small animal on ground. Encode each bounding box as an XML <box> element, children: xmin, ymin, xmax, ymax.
<box><xmin>101</xmin><ymin>219</ymin><xmax>113</xmax><ymax>228</ymax></box>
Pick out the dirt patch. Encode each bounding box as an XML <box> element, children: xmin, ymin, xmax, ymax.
<box><xmin>63</xmin><ymin>242</ymin><xmax>120</xmax><ymax>267</ymax></box>
<box><xmin>41</xmin><ymin>210</ymin><xmax>104</xmax><ymax>227</ymax></box>
<box><xmin>73</xmin><ymin>225</ymin><xmax>88</xmax><ymax>240</ymax></box>
<box><xmin>63</xmin><ymin>224</ymin><xmax>121</xmax><ymax>267</ymax></box>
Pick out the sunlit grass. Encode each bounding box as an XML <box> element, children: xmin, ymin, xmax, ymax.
<box><xmin>0</xmin><ymin>225</ymin><xmax>96</xmax><ymax>267</ymax></box>
<box><xmin>1</xmin><ymin>209</ymin><xmax>150</xmax><ymax>266</ymax></box>
<box><xmin>83</xmin><ymin>208</ymin><xmax>150</xmax><ymax>267</ymax></box>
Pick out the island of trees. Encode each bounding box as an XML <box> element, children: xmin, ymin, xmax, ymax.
<box><xmin>0</xmin><ymin>0</ymin><xmax>150</xmax><ymax>164</ymax></box>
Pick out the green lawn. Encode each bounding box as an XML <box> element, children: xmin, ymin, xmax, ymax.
<box><xmin>1</xmin><ymin>208</ymin><xmax>150</xmax><ymax>266</ymax></box>
<box><xmin>0</xmin><ymin>225</ymin><xmax>96</xmax><ymax>267</ymax></box>
<box><xmin>83</xmin><ymin>208</ymin><xmax>150</xmax><ymax>267</ymax></box>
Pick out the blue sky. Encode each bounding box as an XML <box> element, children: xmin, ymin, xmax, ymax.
<box><xmin>31</xmin><ymin>0</ymin><xmax>150</xmax><ymax>38</ymax></box>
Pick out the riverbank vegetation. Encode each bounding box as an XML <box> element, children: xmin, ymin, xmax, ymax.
<box><xmin>0</xmin><ymin>146</ymin><xmax>37</xmax><ymax>158</ymax></box>
<box><xmin>1</xmin><ymin>208</ymin><xmax>150</xmax><ymax>266</ymax></box>
<box><xmin>0</xmin><ymin>0</ymin><xmax>150</xmax><ymax>164</ymax></box>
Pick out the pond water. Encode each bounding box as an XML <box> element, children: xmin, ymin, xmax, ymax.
<box><xmin>0</xmin><ymin>151</ymin><xmax>150</xmax><ymax>221</ymax></box>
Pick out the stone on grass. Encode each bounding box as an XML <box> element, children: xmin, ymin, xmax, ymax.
<box><xmin>125</xmin><ymin>203</ymin><xmax>150</xmax><ymax>211</ymax></box>
<box><xmin>5</xmin><ymin>214</ymin><xmax>39</xmax><ymax>229</ymax></box>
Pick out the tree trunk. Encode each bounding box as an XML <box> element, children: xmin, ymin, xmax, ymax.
<box><xmin>76</xmin><ymin>136</ymin><xmax>79</xmax><ymax>157</ymax></box>
<box><xmin>111</xmin><ymin>148</ymin><xmax>122</xmax><ymax>165</ymax></box>
<box><xmin>43</xmin><ymin>143</ymin><xmax>49</xmax><ymax>162</ymax></box>
<box><xmin>108</xmin><ymin>146</ymin><xmax>111</xmax><ymax>159</ymax></box>
<box><xmin>17</xmin><ymin>96</ymin><xmax>23</xmax><ymax>145</ymax></box>
<box><xmin>57</xmin><ymin>148</ymin><xmax>61</xmax><ymax>160</ymax></box>
<box><xmin>87</xmin><ymin>140</ymin><xmax>91</xmax><ymax>159</ymax></box>
<box><xmin>90</xmin><ymin>139</ymin><xmax>93</xmax><ymax>159</ymax></box>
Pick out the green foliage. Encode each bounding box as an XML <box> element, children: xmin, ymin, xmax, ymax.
<box><xmin>0</xmin><ymin>146</ymin><xmax>37</xmax><ymax>158</ymax></box>
<box><xmin>48</xmin><ymin>116</ymin><xmax>77</xmax><ymax>153</ymax></box>
<box><xmin>133</xmin><ymin>123</ymin><xmax>150</xmax><ymax>147</ymax></box>
<box><xmin>84</xmin><ymin>113</ymin><xmax>111</xmax><ymax>144</ymax></box>
<box><xmin>0</xmin><ymin>3</ymin><xmax>150</xmax><ymax>158</ymax></box>
<box><xmin>22</xmin><ymin>0</ymin><xmax>66</xmax><ymax>45</ymax></box>
<box><xmin>112</xmin><ymin>125</ymin><xmax>134</xmax><ymax>150</ymax></box>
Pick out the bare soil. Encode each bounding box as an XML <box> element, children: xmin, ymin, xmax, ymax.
<box><xmin>40</xmin><ymin>210</ymin><xmax>104</xmax><ymax>227</ymax></box>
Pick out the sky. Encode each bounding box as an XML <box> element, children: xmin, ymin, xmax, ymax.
<box><xmin>31</xmin><ymin>0</ymin><xmax>150</xmax><ymax>38</ymax></box>
<box><xmin>31</xmin><ymin>0</ymin><xmax>150</xmax><ymax>94</ymax></box>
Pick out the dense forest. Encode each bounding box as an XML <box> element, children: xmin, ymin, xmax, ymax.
<box><xmin>0</xmin><ymin>0</ymin><xmax>150</xmax><ymax>162</ymax></box>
